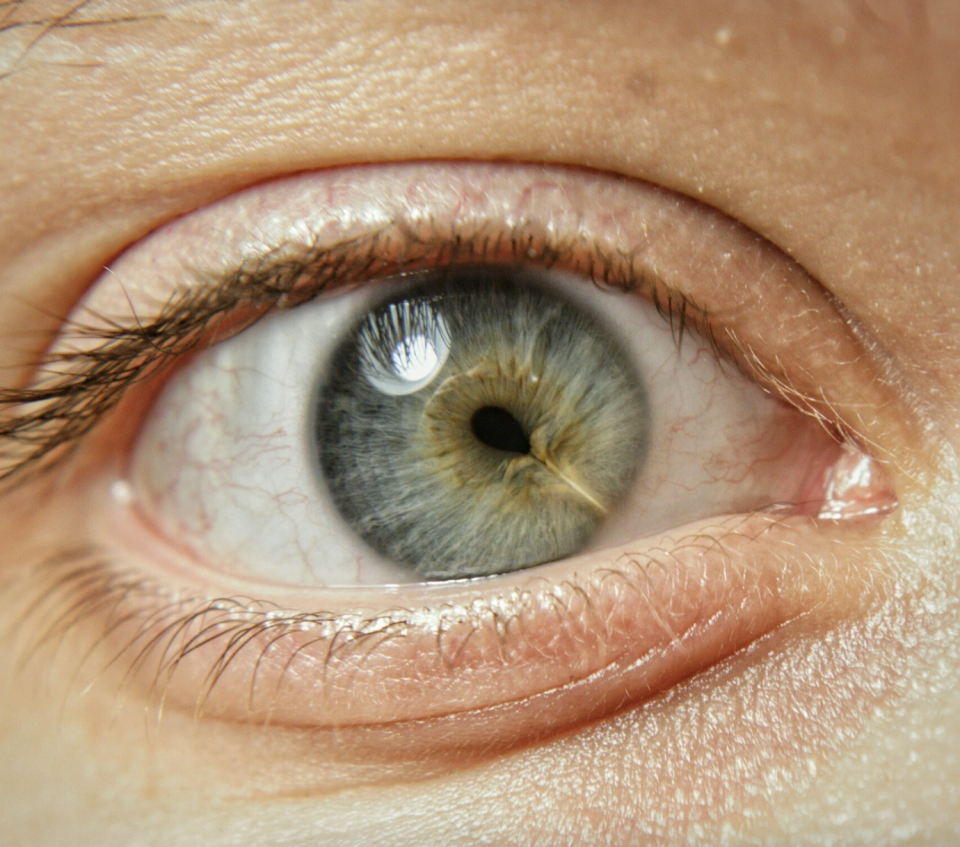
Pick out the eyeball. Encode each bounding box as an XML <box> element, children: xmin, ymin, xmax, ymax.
<box><xmin>14</xmin><ymin>161</ymin><xmax>906</xmax><ymax>740</ymax></box>
<box><xmin>123</xmin><ymin>262</ymin><xmax>846</xmax><ymax>587</ymax></box>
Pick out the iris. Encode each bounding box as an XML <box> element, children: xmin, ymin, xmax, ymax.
<box><xmin>316</xmin><ymin>267</ymin><xmax>648</xmax><ymax>579</ymax></box>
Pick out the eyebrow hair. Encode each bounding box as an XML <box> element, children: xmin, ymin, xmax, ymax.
<box><xmin>0</xmin><ymin>0</ymin><xmax>176</xmax><ymax>81</ymax></box>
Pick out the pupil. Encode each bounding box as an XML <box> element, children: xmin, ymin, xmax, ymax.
<box><xmin>470</xmin><ymin>406</ymin><xmax>531</xmax><ymax>455</ymax></box>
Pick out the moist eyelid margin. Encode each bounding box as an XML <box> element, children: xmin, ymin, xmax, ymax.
<box><xmin>8</xmin><ymin>505</ymin><xmax>884</xmax><ymax>756</ymax></box>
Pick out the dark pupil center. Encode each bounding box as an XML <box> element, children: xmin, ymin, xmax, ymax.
<box><xmin>470</xmin><ymin>406</ymin><xmax>531</xmax><ymax>455</ymax></box>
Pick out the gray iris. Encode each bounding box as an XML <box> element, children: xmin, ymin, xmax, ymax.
<box><xmin>315</xmin><ymin>267</ymin><xmax>648</xmax><ymax>580</ymax></box>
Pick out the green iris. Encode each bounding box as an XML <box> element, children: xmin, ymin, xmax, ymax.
<box><xmin>316</xmin><ymin>267</ymin><xmax>647</xmax><ymax>580</ymax></box>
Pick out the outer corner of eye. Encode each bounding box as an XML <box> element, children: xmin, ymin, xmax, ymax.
<box><xmin>14</xmin><ymin>162</ymin><xmax>909</xmax><ymax>750</ymax></box>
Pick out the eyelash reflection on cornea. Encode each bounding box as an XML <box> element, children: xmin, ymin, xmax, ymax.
<box><xmin>0</xmin><ymin>218</ymin><xmax>719</xmax><ymax>488</ymax></box>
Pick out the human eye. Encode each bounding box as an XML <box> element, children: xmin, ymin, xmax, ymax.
<box><xmin>4</xmin><ymin>3</ymin><xmax>958</xmax><ymax>842</ymax></box>
<box><xmin>2</xmin><ymin>159</ymin><xmax>909</xmax><ymax>754</ymax></box>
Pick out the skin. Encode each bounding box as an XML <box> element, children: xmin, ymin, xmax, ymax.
<box><xmin>1</xmin><ymin>0</ymin><xmax>959</xmax><ymax>844</ymax></box>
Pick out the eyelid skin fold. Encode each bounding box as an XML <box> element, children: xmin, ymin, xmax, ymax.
<box><xmin>1</xmin><ymin>162</ymin><xmax>920</xmax><ymax>775</ymax></box>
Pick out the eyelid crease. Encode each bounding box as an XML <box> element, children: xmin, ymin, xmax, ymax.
<box><xmin>0</xmin><ymin>217</ymin><xmax>707</xmax><ymax>486</ymax></box>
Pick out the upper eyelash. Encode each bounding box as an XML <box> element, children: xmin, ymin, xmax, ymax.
<box><xmin>0</xmin><ymin>218</ymin><xmax>710</xmax><ymax>486</ymax></box>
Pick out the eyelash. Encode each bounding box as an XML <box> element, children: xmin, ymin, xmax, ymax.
<box><xmin>0</xmin><ymin>217</ymin><xmax>715</xmax><ymax>487</ymax></box>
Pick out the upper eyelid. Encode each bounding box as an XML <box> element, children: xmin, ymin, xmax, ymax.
<box><xmin>0</xmin><ymin>160</ymin><xmax>922</xmax><ymax>492</ymax></box>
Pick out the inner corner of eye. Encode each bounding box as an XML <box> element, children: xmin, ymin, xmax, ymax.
<box><xmin>121</xmin><ymin>261</ymin><xmax>876</xmax><ymax>589</ymax></box>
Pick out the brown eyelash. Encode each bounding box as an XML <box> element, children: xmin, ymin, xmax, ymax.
<box><xmin>0</xmin><ymin>219</ymin><xmax>709</xmax><ymax>486</ymax></box>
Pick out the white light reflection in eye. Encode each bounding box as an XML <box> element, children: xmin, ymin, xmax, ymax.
<box><xmin>392</xmin><ymin>333</ymin><xmax>440</xmax><ymax>382</ymax></box>
<box><xmin>818</xmin><ymin>443</ymin><xmax>898</xmax><ymax>520</ymax></box>
<box><xmin>359</xmin><ymin>302</ymin><xmax>451</xmax><ymax>396</ymax></box>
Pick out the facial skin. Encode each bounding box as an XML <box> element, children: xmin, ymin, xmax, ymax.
<box><xmin>1</xmin><ymin>0</ymin><xmax>959</xmax><ymax>844</ymax></box>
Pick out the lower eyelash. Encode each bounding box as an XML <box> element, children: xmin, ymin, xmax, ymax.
<box><xmin>7</xmin><ymin>509</ymin><xmax>836</xmax><ymax>736</ymax></box>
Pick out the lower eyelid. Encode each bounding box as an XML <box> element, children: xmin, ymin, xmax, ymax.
<box><xmin>12</xmin><ymin>506</ymin><xmax>883</xmax><ymax>760</ymax></box>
